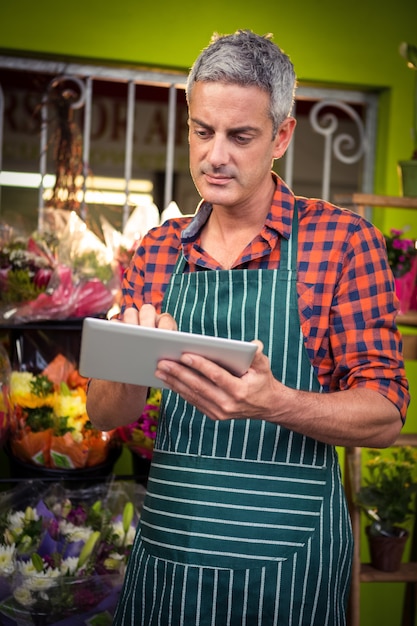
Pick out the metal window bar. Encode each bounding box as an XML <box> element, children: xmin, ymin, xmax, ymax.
<box><xmin>81</xmin><ymin>77</ymin><xmax>93</xmax><ymax>220</ymax></box>
<box><xmin>164</xmin><ymin>84</ymin><xmax>178</xmax><ymax>212</ymax></box>
<box><xmin>123</xmin><ymin>80</ymin><xmax>136</xmax><ymax>228</ymax></box>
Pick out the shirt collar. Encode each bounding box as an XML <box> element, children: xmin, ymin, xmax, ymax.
<box><xmin>181</xmin><ymin>172</ymin><xmax>295</xmax><ymax>243</ymax></box>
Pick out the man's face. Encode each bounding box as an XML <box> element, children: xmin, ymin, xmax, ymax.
<box><xmin>188</xmin><ymin>81</ymin><xmax>293</xmax><ymax>211</ymax></box>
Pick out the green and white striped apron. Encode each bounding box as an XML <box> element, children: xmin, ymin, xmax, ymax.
<box><xmin>113</xmin><ymin>203</ymin><xmax>353</xmax><ymax>626</ymax></box>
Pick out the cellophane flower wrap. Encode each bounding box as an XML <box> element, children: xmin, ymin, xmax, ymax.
<box><xmin>0</xmin><ymin>209</ymin><xmax>119</xmax><ymax>323</ymax></box>
<box><xmin>101</xmin><ymin>200</ymin><xmax>184</xmax><ymax>284</ymax></box>
<box><xmin>116</xmin><ymin>387</ymin><xmax>161</xmax><ymax>460</ymax></box>
<box><xmin>0</xmin><ymin>480</ymin><xmax>145</xmax><ymax>625</ymax></box>
<box><xmin>0</xmin><ymin>344</ymin><xmax>11</xmax><ymax>449</ymax></box>
<box><xmin>384</xmin><ymin>228</ymin><xmax>417</xmax><ymax>313</ymax></box>
<box><xmin>8</xmin><ymin>354</ymin><xmax>116</xmax><ymax>470</ymax></box>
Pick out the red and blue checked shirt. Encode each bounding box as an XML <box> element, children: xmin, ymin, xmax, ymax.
<box><xmin>122</xmin><ymin>174</ymin><xmax>410</xmax><ymax>421</ymax></box>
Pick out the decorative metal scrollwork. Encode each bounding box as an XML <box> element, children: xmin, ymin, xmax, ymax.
<box><xmin>309</xmin><ymin>99</ymin><xmax>367</xmax><ymax>200</ymax></box>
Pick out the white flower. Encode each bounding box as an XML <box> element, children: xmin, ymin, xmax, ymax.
<box><xmin>7</xmin><ymin>511</ymin><xmax>25</xmax><ymax>536</ymax></box>
<box><xmin>25</xmin><ymin>569</ymin><xmax>60</xmax><ymax>591</ymax></box>
<box><xmin>52</xmin><ymin>498</ymin><xmax>72</xmax><ymax>518</ymax></box>
<box><xmin>5</xmin><ymin>508</ymin><xmax>40</xmax><ymax>548</ymax></box>
<box><xmin>0</xmin><ymin>544</ymin><xmax>16</xmax><ymax>575</ymax></box>
<box><xmin>13</xmin><ymin>584</ymin><xmax>35</xmax><ymax>607</ymax></box>
<box><xmin>125</xmin><ymin>525</ymin><xmax>136</xmax><ymax>545</ymax></box>
<box><xmin>16</xmin><ymin>560</ymin><xmax>37</xmax><ymax>576</ymax></box>
<box><xmin>104</xmin><ymin>552</ymin><xmax>125</xmax><ymax>574</ymax></box>
<box><xmin>109</xmin><ymin>520</ymin><xmax>125</xmax><ymax>547</ymax></box>
<box><xmin>60</xmin><ymin>556</ymin><xmax>79</xmax><ymax>575</ymax></box>
<box><xmin>110</xmin><ymin>520</ymin><xmax>136</xmax><ymax>547</ymax></box>
<box><xmin>58</xmin><ymin>520</ymin><xmax>94</xmax><ymax>543</ymax></box>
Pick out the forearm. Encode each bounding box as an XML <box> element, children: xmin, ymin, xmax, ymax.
<box><xmin>155</xmin><ymin>349</ymin><xmax>404</xmax><ymax>449</ymax></box>
<box><xmin>270</xmin><ymin>384</ymin><xmax>403</xmax><ymax>448</ymax></box>
<box><xmin>86</xmin><ymin>378</ymin><xmax>148</xmax><ymax>431</ymax></box>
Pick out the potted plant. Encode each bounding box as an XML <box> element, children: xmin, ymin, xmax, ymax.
<box><xmin>398</xmin><ymin>42</ymin><xmax>417</xmax><ymax>197</ymax></box>
<box><xmin>356</xmin><ymin>446</ymin><xmax>417</xmax><ymax>571</ymax></box>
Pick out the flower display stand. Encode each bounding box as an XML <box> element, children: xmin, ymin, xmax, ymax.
<box><xmin>4</xmin><ymin>442</ymin><xmax>122</xmax><ymax>487</ymax></box>
<box><xmin>344</xmin><ymin>434</ymin><xmax>417</xmax><ymax>626</ymax></box>
<box><xmin>0</xmin><ymin>319</ymin><xmax>124</xmax><ymax>482</ymax></box>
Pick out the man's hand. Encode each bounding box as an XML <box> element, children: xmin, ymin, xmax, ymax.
<box><xmin>154</xmin><ymin>339</ymin><xmax>279</xmax><ymax>422</ymax></box>
<box><xmin>122</xmin><ymin>304</ymin><xmax>178</xmax><ymax>331</ymax></box>
<box><xmin>87</xmin><ymin>305</ymin><xmax>177</xmax><ymax>431</ymax></box>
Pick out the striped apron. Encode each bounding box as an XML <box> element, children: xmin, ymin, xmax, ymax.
<box><xmin>113</xmin><ymin>203</ymin><xmax>353</xmax><ymax>626</ymax></box>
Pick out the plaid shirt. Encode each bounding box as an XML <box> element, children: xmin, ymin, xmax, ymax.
<box><xmin>122</xmin><ymin>174</ymin><xmax>409</xmax><ymax>421</ymax></box>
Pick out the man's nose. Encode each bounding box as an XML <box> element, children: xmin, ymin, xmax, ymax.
<box><xmin>207</xmin><ymin>135</ymin><xmax>229</xmax><ymax>168</ymax></box>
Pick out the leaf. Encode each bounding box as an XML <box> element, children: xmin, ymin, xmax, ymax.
<box><xmin>31</xmin><ymin>552</ymin><xmax>44</xmax><ymax>573</ymax></box>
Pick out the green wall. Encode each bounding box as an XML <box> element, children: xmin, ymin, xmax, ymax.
<box><xmin>1</xmin><ymin>2</ymin><xmax>417</xmax><ymax>624</ymax></box>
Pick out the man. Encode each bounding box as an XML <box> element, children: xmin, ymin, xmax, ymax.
<box><xmin>87</xmin><ymin>30</ymin><xmax>409</xmax><ymax>625</ymax></box>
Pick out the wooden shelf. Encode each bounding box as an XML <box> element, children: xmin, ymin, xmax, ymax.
<box><xmin>335</xmin><ymin>193</ymin><xmax>417</xmax><ymax>218</ymax></box>
<box><xmin>345</xmin><ymin>437</ymin><xmax>417</xmax><ymax>626</ymax></box>
<box><xmin>398</xmin><ymin>311</ymin><xmax>417</xmax><ymax>327</ymax></box>
<box><xmin>346</xmin><ymin>194</ymin><xmax>417</xmax><ymax>209</ymax></box>
<box><xmin>334</xmin><ymin>195</ymin><xmax>417</xmax><ymax>623</ymax></box>
<box><xmin>360</xmin><ymin>562</ymin><xmax>417</xmax><ymax>583</ymax></box>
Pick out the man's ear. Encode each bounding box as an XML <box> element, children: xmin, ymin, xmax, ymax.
<box><xmin>272</xmin><ymin>117</ymin><xmax>297</xmax><ymax>160</ymax></box>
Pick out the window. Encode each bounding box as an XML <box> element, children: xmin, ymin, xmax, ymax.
<box><xmin>0</xmin><ymin>54</ymin><xmax>378</xmax><ymax>238</ymax></box>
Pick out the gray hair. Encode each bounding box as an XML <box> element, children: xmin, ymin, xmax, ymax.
<box><xmin>186</xmin><ymin>30</ymin><xmax>297</xmax><ymax>136</ymax></box>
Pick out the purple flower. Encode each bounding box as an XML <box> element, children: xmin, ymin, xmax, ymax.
<box><xmin>67</xmin><ymin>506</ymin><xmax>88</xmax><ymax>526</ymax></box>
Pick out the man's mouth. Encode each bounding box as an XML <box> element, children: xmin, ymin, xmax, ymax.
<box><xmin>203</xmin><ymin>172</ymin><xmax>233</xmax><ymax>185</ymax></box>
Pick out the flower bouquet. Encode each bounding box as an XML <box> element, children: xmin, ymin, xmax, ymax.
<box><xmin>384</xmin><ymin>228</ymin><xmax>417</xmax><ymax>312</ymax></box>
<box><xmin>8</xmin><ymin>354</ymin><xmax>117</xmax><ymax>471</ymax></box>
<box><xmin>0</xmin><ymin>210</ymin><xmax>119</xmax><ymax>324</ymax></box>
<box><xmin>116</xmin><ymin>387</ymin><xmax>161</xmax><ymax>461</ymax></box>
<box><xmin>0</xmin><ymin>480</ymin><xmax>145</xmax><ymax>625</ymax></box>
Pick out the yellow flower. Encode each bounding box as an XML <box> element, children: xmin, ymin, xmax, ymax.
<box><xmin>54</xmin><ymin>392</ymin><xmax>86</xmax><ymax>420</ymax></box>
<box><xmin>9</xmin><ymin>372</ymin><xmax>54</xmax><ymax>409</ymax></box>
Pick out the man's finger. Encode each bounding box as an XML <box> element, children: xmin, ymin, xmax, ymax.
<box><xmin>157</xmin><ymin>312</ymin><xmax>178</xmax><ymax>331</ymax></box>
<box><xmin>123</xmin><ymin>307</ymin><xmax>140</xmax><ymax>325</ymax></box>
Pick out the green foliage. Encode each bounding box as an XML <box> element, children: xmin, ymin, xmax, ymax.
<box><xmin>25</xmin><ymin>406</ymin><xmax>55</xmax><ymax>432</ymax></box>
<box><xmin>30</xmin><ymin>375</ymin><xmax>54</xmax><ymax>397</ymax></box>
<box><xmin>72</xmin><ymin>251</ymin><xmax>113</xmax><ymax>283</ymax></box>
<box><xmin>2</xmin><ymin>269</ymin><xmax>45</xmax><ymax>304</ymax></box>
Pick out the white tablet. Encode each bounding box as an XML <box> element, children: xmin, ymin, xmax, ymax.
<box><xmin>79</xmin><ymin>317</ymin><xmax>257</xmax><ymax>389</ymax></box>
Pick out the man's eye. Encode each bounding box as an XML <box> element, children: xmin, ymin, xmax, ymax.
<box><xmin>234</xmin><ymin>135</ymin><xmax>251</xmax><ymax>144</ymax></box>
<box><xmin>195</xmin><ymin>129</ymin><xmax>210</xmax><ymax>138</ymax></box>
